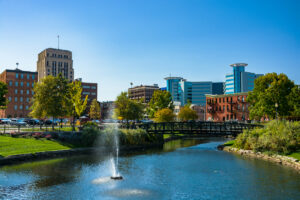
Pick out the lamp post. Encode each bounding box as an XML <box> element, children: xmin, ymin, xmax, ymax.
<box><xmin>275</xmin><ymin>103</ymin><xmax>278</xmax><ymax>120</ymax></box>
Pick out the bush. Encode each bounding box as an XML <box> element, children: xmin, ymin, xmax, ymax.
<box><xmin>80</xmin><ymin>125</ymin><xmax>100</xmax><ymax>147</ymax></box>
<box><xmin>234</xmin><ymin>120</ymin><xmax>300</xmax><ymax>155</ymax></box>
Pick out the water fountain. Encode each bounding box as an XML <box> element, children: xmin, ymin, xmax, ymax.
<box><xmin>110</xmin><ymin>127</ymin><xmax>123</xmax><ymax>180</ymax></box>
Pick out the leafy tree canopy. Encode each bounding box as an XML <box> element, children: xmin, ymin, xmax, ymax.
<box><xmin>247</xmin><ymin>73</ymin><xmax>298</xmax><ymax>120</ymax></box>
<box><xmin>154</xmin><ymin>108</ymin><xmax>175</xmax><ymax>122</ymax></box>
<box><xmin>0</xmin><ymin>81</ymin><xmax>8</xmax><ymax>109</ymax></box>
<box><xmin>114</xmin><ymin>92</ymin><xmax>145</xmax><ymax>121</ymax></box>
<box><xmin>68</xmin><ymin>81</ymin><xmax>88</xmax><ymax>118</ymax></box>
<box><xmin>148</xmin><ymin>90</ymin><xmax>174</xmax><ymax>118</ymax></box>
<box><xmin>89</xmin><ymin>99</ymin><xmax>101</xmax><ymax>119</ymax></box>
<box><xmin>178</xmin><ymin>105</ymin><xmax>198</xmax><ymax>121</ymax></box>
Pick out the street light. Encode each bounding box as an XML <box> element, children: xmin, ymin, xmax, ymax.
<box><xmin>275</xmin><ymin>103</ymin><xmax>278</xmax><ymax>120</ymax></box>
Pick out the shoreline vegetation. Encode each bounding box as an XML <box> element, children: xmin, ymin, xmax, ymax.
<box><xmin>219</xmin><ymin>120</ymin><xmax>300</xmax><ymax>171</ymax></box>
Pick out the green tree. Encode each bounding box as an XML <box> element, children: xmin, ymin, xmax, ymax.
<box><xmin>0</xmin><ymin>81</ymin><xmax>8</xmax><ymax>109</ymax></box>
<box><xmin>114</xmin><ymin>92</ymin><xmax>145</xmax><ymax>123</ymax></box>
<box><xmin>288</xmin><ymin>86</ymin><xmax>300</xmax><ymax>117</ymax></box>
<box><xmin>68</xmin><ymin>81</ymin><xmax>88</xmax><ymax>130</ymax></box>
<box><xmin>89</xmin><ymin>99</ymin><xmax>101</xmax><ymax>120</ymax></box>
<box><xmin>154</xmin><ymin>108</ymin><xmax>175</xmax><ymax>122</ymax></box>
<box><xmin>247</xmin><ymin>73</ymin><xmax>296</xmax><ymax>120</ymax></box>
<box><xmin>148</xmin><ymin>90</ymin><xmax>174</xmax><ymax>118</ymax></box>
<box><xmin>30</xmin><ymin>74</ymin><xmax>69</xmax><ymax>129</ymax></box>
<box><xmin>178</xmin><ymin>105</ymin><xmax>198</xmax><ymax>121</ymax></box>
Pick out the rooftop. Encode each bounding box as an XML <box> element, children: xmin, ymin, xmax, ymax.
<box><xmin>205</xmin><ymin>92</ymin><xmax>248</xmax><ymax>98</ymax></box>
<box><xmin>230</xmin><ymin>63</ymin><xmax>248</xmax><ymax>67</ymax></box>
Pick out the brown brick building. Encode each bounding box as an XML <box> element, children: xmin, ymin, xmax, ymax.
<box><xmin>128</xmin><ymin>84</ymin><xmax>159</xmax><ymax>103</ymax></box>
<box><xmin>0</xmin><ymin>69</ymin><xmax>38</xmax><ymax>118</ymax></box>
<box><xmin>75</xmin><ymin>79</ymin><xmax>98</xmax><ymax>114</ymax></box>
<box><xmin>206</xmin><ymin>92</ymin><xmax>249</xmax><ymax>122</ymax></box>
<box><xmin>37</xmin><ymin>48</ymin><xmax>74</xmax><ymax>82</ymax></box>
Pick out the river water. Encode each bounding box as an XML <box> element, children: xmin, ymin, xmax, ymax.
<box><xmin>0</xmin><ymin>138</ymin><xmax>299</xmax><ymax>200</ymax></box>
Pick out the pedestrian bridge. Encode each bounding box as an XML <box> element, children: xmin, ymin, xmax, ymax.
<box><xmin>125</xmin><ymin>122</ymin><xmax>262</xmax><ymax>136</ymax></box>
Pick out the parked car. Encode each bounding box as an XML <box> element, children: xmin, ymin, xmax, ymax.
<box><xmin>10</xmin><ymin>119</ymin><xmax>27</xmax><ymax>126</ymax></box>
<box><xmin>27</xmin><ymin>119</ymin><xmax>40</xmax><ymax>126</ymax></box>
<box><xmin>0</xmin><ymin>118</ymin><xmax>11</xmax><ymax>124</ymax></box>
<box><xmin>44</xmin><ymin>119</ymin><xmax>57</xmax><ymax>126</ymax></box>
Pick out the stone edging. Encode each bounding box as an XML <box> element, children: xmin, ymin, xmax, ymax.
<box><xmin>219</xmin><ymin>145</ymin><xmax>300</xmax><ymax>172</ymax></box>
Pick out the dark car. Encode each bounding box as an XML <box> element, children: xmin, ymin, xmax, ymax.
<box><xmin>27</xmin><ymin>119</ymin><xmax>40</xmax><ymax>126</ymax></box>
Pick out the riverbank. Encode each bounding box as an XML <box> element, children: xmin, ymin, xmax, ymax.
<box><xmin>218</xmin><ymin>144</ymin><xmax>300</xmax><ymax>172</ymax></box>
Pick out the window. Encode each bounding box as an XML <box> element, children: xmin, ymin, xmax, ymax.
<box><xmin>219</xmin><ymin>98</ymin><xmax>221</xmax><ymax>103</ymax></box>
<box><xmin>242</xmin><ymin>96</ymin><xmax>245</xmax><ymax>102</ymax></box>
<box><xmin>31</xmin><ymin>90</ymin><xmax>34</xmax><ymax>95</ymax></box>
<box><xmin>242</xmin><ymin>105</ymin><xmax>245</xmax><ymax>111</ymax></box>
<box><xmin>25</xmin><ymin>106</ymin><xmax>29</xmax><ymax>110</ymax></box>
<box><xmin>27</xmin><ymin>98</ymin><xmax>30</xmax><ymax>102</ymax></box>
<box><xmin>27</xmin><ymin>82</ymin><xmax>29</xmax><ymax>87</ymax></box>
<box><xmin>20</xmin><ymin>82</ymin><xmax>23</xmax><ymax>87</ymax></box>
<box><xmin>16</xmin><ymin>73</ymin><xmax>19</xmax><ymax>78</ymax></box>
<box><xmin>15</xmin><ymin>89</ymin><xmax>18</xmax><ymax>94</ymax></box>
<box><xmin>15</xmin><ymin>97</ymin><xmax>17</xmax><ymax>102</ymax></box>
<box><xmin>15</xmin><ymin>82</ymin><xmax>18</xmax><ymax>86</ymax></box>
<box><xmin>20</xmin><ymin>90</ymin><xmax>23</xmax><ymax>94</ymax></box>
<box><xmin>21</xmin><ymin>74</ymin><xmax>24</xmax><ymax>79</ymax></box>
<box><xmin>20</xmin><ymin>97</ymin><xmax>23</xmax><ymax>102</ymax></box>
<box><xmin>237</xmin><ymin>104</ymin><xmax>240</xmax><ymax>110</ymax></box>
<box><xmin>91</xmin><ymin>86</ymin><xmax>96</xmax><ymax>89</ymax></box>
<box><xmin>32</xmin><ymin>83</ymin><xmax>34</xmax><ymax>87</ymax></box>
<box><xmin>27</xmin><ymin>90</ymin><xmax>29</xmax><ymax>94</ymax></box>
<box><xmin>8</xmin><ymin>97</ymin><xmax>11</xmax><ymax>102</ymax></box>
<box><xmin>91</xmin><ymin>92</ymin><xmax>96</xmax><ymax>95</ymax></box>
<box><xmin>14</xmin><ymin>105</ymin><xmax>17</xmax><ymax>110</ymax></box>
<box><xmin>27</xmin><ymin>74</ymin><xmax>29</xmax><ymax>79</ymax></box>
<box><xmin>19</xmin><ymin>105</ymin><xmax>23</xmax><ymax>110</ymax></box>
<box><xmin>32</xmin><ymin>75</ymin><xmax>35</xmax><ymax>79</ymax></box>
<box><xmin>227</xmin><ymin>105</ymin><xmax>229</xmax><ymax>111</ymax></box>
<box><xmin>223</xmin><ymin>105</ymin><xmax>225</xmax><ymax>111</ymax></box>
<box><xmin>9</xmin><ymin>81</ymin><xmax>12</xmax><ymax>86</ymax></box>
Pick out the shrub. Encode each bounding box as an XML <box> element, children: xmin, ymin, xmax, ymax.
<box><xmin>234</xmin><ymin>120</ymin><xmax>300</xmax><ymax>155</ymax></box>
<box><xmin>80</xmin><ymin>125</ymin><xmax>100</xmax><ymax>147</ymax></box>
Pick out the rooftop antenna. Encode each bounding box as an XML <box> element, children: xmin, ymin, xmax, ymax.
<box><xmin>16</xmin><ymin>62</ymin><xmax>19</xmax><ymax>69</ymax></box>
<box><xmin>57</xmin><ymin>35</ymin><xmax>60</xmax><ymax>49</ymax></box>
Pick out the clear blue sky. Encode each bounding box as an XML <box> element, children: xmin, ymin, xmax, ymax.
<box><xmin>0</xmin><ymin>0</ymin><xmax>299</xmax><ymax>101</ymax></box>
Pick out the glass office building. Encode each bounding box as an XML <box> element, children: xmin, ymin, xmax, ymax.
<box><xmin>165</xmin><ymin>77</ymin><xmax>224</xmax><ymax>106</ymax></box>
<box><xmin>225</xmin><ymin>63</ymin><xmax>262</xmax><ymax>94</ymax></box>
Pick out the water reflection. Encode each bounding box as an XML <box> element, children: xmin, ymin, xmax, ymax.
<box><xmin>0</xmin><ymin>138</ymin><xmax>299</xmax><ymax>200</ymax></box>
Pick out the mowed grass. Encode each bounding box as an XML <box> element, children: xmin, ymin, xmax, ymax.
<box><xmin>0</xmin><ymin>136</ymin><xmax>71</xmax><ymax>157</ymax></box>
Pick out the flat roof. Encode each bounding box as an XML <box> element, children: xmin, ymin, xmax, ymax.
<box><xmin>4</xmin><ymin>68</ymin><xmax>37</xmax><ymax>74</ymax></box>
<box><xmin>230</xmin><ymin>63</ymin><xmax>248</xmax><ymax>67</ymax></box>
<box><xmin>205</xmin><ymin>92</ymin><xmax>248</xmax><ymax>98</ymax></box>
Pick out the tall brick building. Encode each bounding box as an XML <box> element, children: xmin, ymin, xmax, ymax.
<box><xmin>0</xmin><ymin>69</ymin><xmax>37</xmax><ymax>118</ymax></box>
<box><xmin>128</xmin><ymin>84</ymin><xmax>159</xmax><ymax>103</ymax></box>
<box><xmin>206</xmin><ymin>92</ymin><xmax>249</xmax><ymax>122</ymax></box>
<box><xmin>75</xmin><ymin>78</ymin><xmax>98</xmax><ymax>114</ymax></box>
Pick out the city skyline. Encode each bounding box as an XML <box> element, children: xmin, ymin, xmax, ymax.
<box><xmin>0</xmin><ymin>0</ymin><xmax>299</xmax><ymax>101</ymax></box>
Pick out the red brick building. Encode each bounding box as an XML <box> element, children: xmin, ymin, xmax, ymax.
<box><xmin>0</xmin><ymin>69</ymin><xmax>38</xmax><ymax>118</ymax></box>
<box><xmin>75</xmin><ymin>79</ymin><xmax>98</xmax><ymax>115</ymax></box>
<box><xmin>206</xmin><ymin>92</ymin><xmax>250</xmax><ymax>122</ymax></box>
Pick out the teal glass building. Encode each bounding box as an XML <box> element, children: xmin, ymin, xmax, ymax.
<box><xmin>165</xmin><ymin>77</ymin><xmax>223</xmax><ymax>106</ymax></box>
<box><xmin>225</xmin><ymin>63</ymin><xmax>262</xmax><ymax>94</ymax></box>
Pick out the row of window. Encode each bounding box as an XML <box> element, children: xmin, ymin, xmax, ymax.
<box><xmin>82</xmin><ymin>92</ymin><xmax>96</xmax><ymax>95</ymax></box>
<box><xmin>9</xmin><ymin>81</ymin><xmax>34</xmax><ymax>87</ymax></box>
<box><xmin>8</xmin><ymin>97</ymin><xmax>31</xmax><ymax>103</ymax></box>
<box><xmin>13</xmin><ymin>105</ymin><xmax>29</xmax><ymax>110</ymax></box>
<box><xmin>15</xmin><ymin>74</ymin><xmax>35</xmax><ymax>79</ymax></box>
<box><xmin>82</xmin><ymin>85</ymin><xmax>97</xmax><ymax>89</ymax></box>
<box><xmin>12</xmin><ymin>89</ymin><xmax>34</xmax><ymax>95</ymax></box>
<box><xmin>209</xmin><ymin>96</ymin><xmax>246</xmax><ymax>104</ymax></box>
<box><xmin>46</xmin><ymin>53</ymin><xmax>69</xmax><ymax>59</ymax></box>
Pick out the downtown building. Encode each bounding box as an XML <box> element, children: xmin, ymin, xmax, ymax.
<box><xmin>75</xmin><ymin>78</ymin><xmax>98</xmax><ymax>111</ymax></box>
<box><xmin>37</xmin><ymin>48</ymin><xmax>74</xmax><ymax>82</ymax></box>
<box><xmin>165</xmin><ymin>77</ymin><xmax>224</xmax><ymax>106</ymax></box>
<box><xmin>206</xmin><ymin>92</ymin><xmax>250</xmax><ymax>122</ymax></box>
<box><xmin>128</xmin><ymin>84</ymin><xmax>159</xmax><ymax>103</ymax></box>
<box><xmin>0</xmin><ymin>68</ymin><xmax>37</xmax><ymax>118</ymax></box>
<box><xmin>225</xmin><ymin>63</ymin><xmax>263</xmax><ymax>94</ymax></box>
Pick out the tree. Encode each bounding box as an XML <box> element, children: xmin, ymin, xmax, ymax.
<box><xmin>68</xmin><ymin>81</ymin><xmax>88</xmax><ymax>130</ymax></box>
<box><xmin>89</xmin><ymin>99</ymin><xmax>101</xmax><ymax>119</ymax></box>
<box><xmin>30</xmin><ymin>74</ymin><xmax>69</xmax><ymax>129</ymax></box>
<box><xmin>178</xmin><ymin>105</ymin><xmax>198</xmax><ymax>121</ymax></box>
<box><xmin>154</xmin><ymin>108</ymin><xmax>175</xmax><ymax>122</ymax></box>
<box><xmin>247</xmin><ymin>73</ymin><xmax>296</xmax><ymax>120</ymax></box>
<box><xmin>288</xmin><ymin>86</ymin><xmax>300</xmax><ymax>117</ymax></box>
<box><xmin>0</xmin><ymin>81</ymin><xmax>8</xmax><ymax>109</ymax></box>
<box><xmin>148</xmin><ymin>90</ymin><xmax>174</xmax><ymax>118</ymax></box>
<box><xmin>114</xmin><ymin>92</ymin><xmax>145</xmax><ymax>123</ymax></box>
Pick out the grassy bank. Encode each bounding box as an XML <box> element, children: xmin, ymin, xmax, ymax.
<box><xmin>224</xmin><ymin>120</ymin><xmax>300</xmax><ymax>160</ymax></box>
<box><xmin>0</xmin><ymin>135</ymin><xmax>71</xmax><ymax>157</ymax></box>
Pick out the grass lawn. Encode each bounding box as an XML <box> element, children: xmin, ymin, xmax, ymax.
<box><xmin>0</xmin><ymin>135</ymin><xmax>71</xmax><ymax>157</ymax></box>
<box><xmin>223</xmin><ymin>140</ymin><xmax>235</xmax><ymax>146</ymax></box>
<box><xmin>287</xmin><ymin>151</ymin><xmax>300</xmax><ymax>160</ymax></box>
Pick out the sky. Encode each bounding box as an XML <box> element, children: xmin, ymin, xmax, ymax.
<box><xmin>0</xmin><ymin>0</ymin><xmax>299</xmax><ymax>101</ymax></box>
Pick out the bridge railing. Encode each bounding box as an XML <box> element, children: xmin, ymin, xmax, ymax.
<box><xmin>120</xmin><ymin>121</ymin><xmax>263</xmax><ymax>135</ymax></box>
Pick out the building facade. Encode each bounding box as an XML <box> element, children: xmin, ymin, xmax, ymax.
<box><xmin>0</xmin><ymin>69</ymin><xmax>37</xmax><ymax>118</ymax></box>
<box><xmin>206</xmin><ymin>92</ymin><xmax>249</xmax><ymax>122</ymax></box>
<box><xmin>37</xmin><ymin>48</ymin><xmax>74</xmax><ymax>82</ymax></box>
<box><xmin>165</xmin><ymin>77</ymin><xmax>224</xmax><ymax>106</ymax></box>
<box><xmin>75</xmin><ymin>79</ymin><xmax>98</xmax><ymax>114</ymax></box>
<box><xmin>225</xmin><ymin>63</ymin><xmax>262</xmax><ymax>94</ymax></box>
<box><xmin>128</xmin><ymin>84</ymin><xmax>159</xmax><ymax>103</ymax></box>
